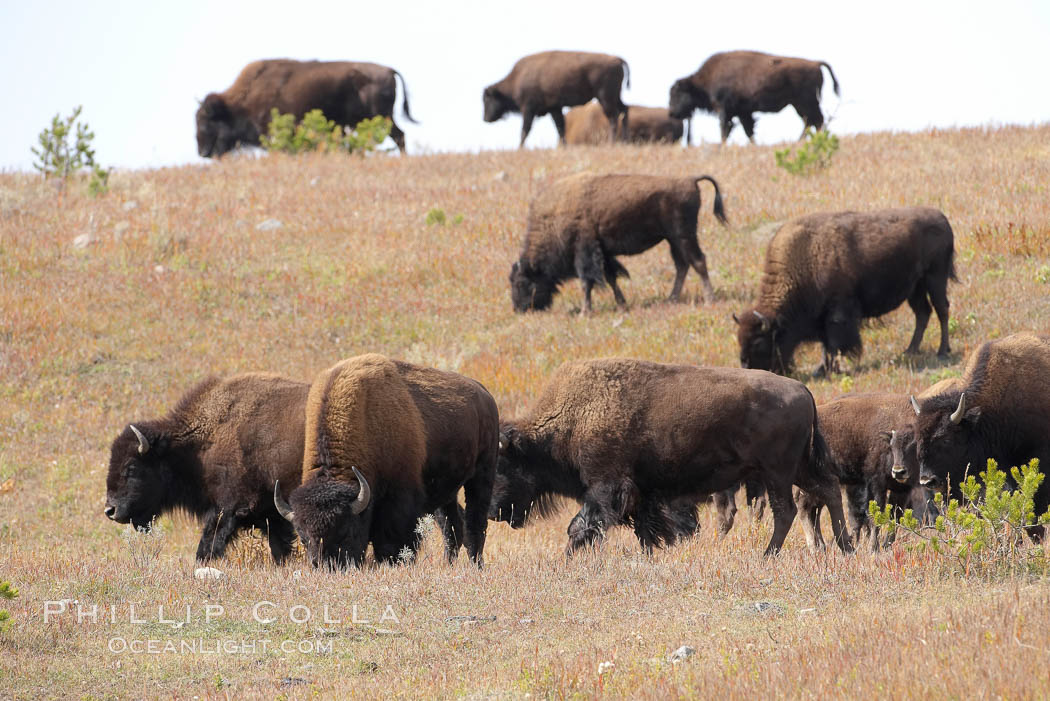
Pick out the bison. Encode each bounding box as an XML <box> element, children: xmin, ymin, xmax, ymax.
<box><xmin>274</xmin><ymin>354</ymin><xmax>499</xmax><ymax>568</ymax></box>
<box><xmin>669</xmin><ymin>50</ymin><xmax>840</xmax><ymax>143</ymax></box>
<box><xmin>734</xmin><ymin>207</ymin><xmax>956</xmax><ymax>375</ymax></box>
<box><xmin>510</xmin><ymin>173</ymin><xmax>727</xmax><ymax>314</ymax></box>
<box><xmin>489</xmin><ymin>358</ymin><xmax>850</xmax><ymax>556</ymax></box>
<box><xmin>483</xmin><ymin>51</ymin><xmax>629</xmax><ymax>148</ymax></box>
<box><xmin>104</xmin><ymin>373</ymin><xmax>308</xmax><ymax>563</ymax></box>
<box><xmin>564</xmin><ymin>101</ymin><xmax>687</xmax><ymax>146</ymax></box>
<box><xmin>196</xmin><ymin>59</ymin><xmax>416</xmax><ymax>157</ymax></box>
<box><xmin>908</xmin><ymin>333</ymin><xmax>1050</xmax><ymax>539</ymax></box>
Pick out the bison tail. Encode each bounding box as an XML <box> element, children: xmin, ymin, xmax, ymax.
<box><xmin>820</xmin><ymin>62</ymin><xmax>841</xmax><ymax>97</ymax></box>
<box><xmin>621</xmin><ymin>59</ymin><xmax>631</xmax><ymax>90</ymax></box>
<box><xmin>805</xmin><ymin>396</ymin><xmax>839</xmax><ymax>485</ymax></box>
<box><xmin>393</xmin><ymin>70</ymin><xmax>419</xmax><ymax>124</ymax></box>
<box><xmin>684</xmin><ymin>117</ymin><xmax>692</xmax><ymax>147</ymax></box>
<box><xmin>695</xmin><ymin>175</ymin><xmax>728</xmax><ymax>226</ymax></box>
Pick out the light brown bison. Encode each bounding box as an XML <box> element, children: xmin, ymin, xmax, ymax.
<box><xmin>564</xmin><ymin>101</ymin><xmax>686</xmax><ymax>145</ymax></box>
<box><xmin>909</xmin><ymin>333</ymin><xmax>1050</xmax><ymax>539</ymax></box>
<box><xmin>275</xmin><ymin>354</ymin><xmax>499</xmax><ymax>568</ymax></box>
<box><xmin>735</xmin><ymin>207</ymin><xmax>956</xmax><ymax>375</ymax></box>
<box><xmin>510</xmin><ymin>173</ymin><xmax>727</xmax><ymax>314</ymax></box>
<box><xmin>105</xmin><ymin>373</ymin><xmax>308</xmax><ymax>563</ymax></box>
<box><xmin>483</xmin><ymin>51</ymin><xmax>629</xmax><ymax>148</ymax></box>
<box><xmin>196</xmin><ymin>59</ymin><xmax>416</xmax><ymax>157</ymax></box>
<box><xmin>489</xmin><ymin>358</ymin><xmax>850</xmax><ymax>556</ymax></box>
<box><xmin>669</xmin><ymin>50</ymin><xmax>840</xmax><ymax>143</ymax></box>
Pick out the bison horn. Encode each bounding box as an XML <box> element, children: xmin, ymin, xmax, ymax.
<box><xmin>950</xmin><ymin>392</ymin><xmax>967</xmax><ymax>425</ymax></box>
<box><xmin>889</xmin><ymin>429</ymin><xmax>897</xmax><ymax>446</ymax></box>
<box><xmin>910</xmin><ymin>396</ymin><xmax>921</xmax><ymax>416</ymax></box>
<box><xmin>274</xmin><ymin>481</ymin><xmax>295</xmax><ymax>521</ymax></box>
<box><xmin>129</xmin><ymin>424</ymin><xmax>150</xmax><ymax>454</ymax></box>
<box><xmin>350</xmin><ymin>466</ymin><xmax>371</xmax><ymax>515</ymax></box>
<box><xmin>732</xmin><ymin>313</ymin><xmax>740</xmax><ymax>325</ymax></box>
<box><xmin>753</xmin><ymin>310</ymin><xmax>771</xmax><ymax>332</ymax></box>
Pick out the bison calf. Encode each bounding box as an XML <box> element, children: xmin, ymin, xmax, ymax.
<box><xmin>275</xmin><ymin>354</ymin><xmax>499</xmax><ymax>568</ymax></box>
<box><xmin>735</xmin><ymin>207</ymin><xmax>956</xmax><ymax>375</ymax></box>
<box><xmin>105</xmin><ymin>373</ymin><xmax>308</xmax><ymax>563</ymax></box>
<box><xmin>510</xmin><ymin>173</ymin><xmax>727</xmax><ymax>314</ymax></box>
<box><xmin>489</xmin><ymin>358</ymin><xmax>850</xmax><ymax>556</ymax></box>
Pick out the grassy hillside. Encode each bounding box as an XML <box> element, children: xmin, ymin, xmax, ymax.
<box><xmin>2</xmin><ymin>126</ymin><xmax>1050</xmax><ymax>698</ymax></box>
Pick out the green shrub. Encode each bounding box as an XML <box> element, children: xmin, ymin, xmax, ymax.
<box><xmin>871</xmin><ymin>458</ymin><xmax>1050</xmax><ymax>576</ymax></box>
<box><xmin>262</xmin><ymin>109</ymin><xmax>392</xmax><ymax>155</ymax></box>
<box><xmin>425</xmin><ymin>208</ymin><xmax>446</xmax><ymax>226</ymax></box>
<box><xmin>0</xmin><ymin>580</ymin><xmax>17</xmax><ymax>633</ymax></box>
<box><xmin>31</xmin><ymin>106</ymin><xmax>109</xmax><ymax>195</ymax></box>
<box><xmin>774</xmin><ymin>128</ymin><xmax>839</xmax><ymax>175</ymax></box>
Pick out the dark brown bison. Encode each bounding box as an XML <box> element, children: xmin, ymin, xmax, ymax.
<box><xmin>510</xmin><ymin>173</ymin><xmax>727</xmax><ymax>314</ymax></box>
<box><xmin>908</xmin><ymin>334</ymin><xmax>1050</xmax><ymax>538</ymax></box>
<box><xmin>483</xmin><ymin>51</ymin><xmax>629</xmax><ymax>148</ymax></box>
<box><xmin>104</xmin><ymin>373</ymin><xmax>308</xmax><ymax>563</ymax></box>
<box><xmin>196</xmin><ymin>59</ymin><xmax>416</xmax><ymax>157</ymax></box>
<box><xmin>564</xmin><ymin>101</ymin><xmax>687</xmax><ymax>145</ymax></box>
<box><xmin>274</xmin><ymin>354</ymin><xmax>499</xmax><ymax>568</ymax></box>
<box><xmin>734</xmin><ymin>207</ymin><xmax>956</xmax><ymax>375</ymax></box>
<box><xmin>669</xmin><ymin>50</ymin><xmax>840</xmax><ymax>143</ymax></box>
<box><xmin>489</xmin><ymin>358</ymin><xmax>850</xmax><ymax>556</ymax></box>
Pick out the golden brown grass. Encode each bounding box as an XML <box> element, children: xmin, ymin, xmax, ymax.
<box><xmin>3</xmin><ymin>125</ymin><xmax>1050</xmax><ymax>699</ymax></box>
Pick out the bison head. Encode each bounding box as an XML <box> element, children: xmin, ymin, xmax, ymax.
<box><xmin>483</xmin><ymin>85</ymin><xmax>516</xmax><ymax>122</ymax></box>
<box><xmin>885</xmin><ymin>428</ymin><xmax>919</xmax><ymax>484</ymax></box>
<box><xmin>195</xmin><ymin>94</ymin><xmax>241</xmax><ymax>158</ymax></box>
<box><xmin>509</xmin><ymin>261</ymin><xmax>555</xmax><ymax>312</ymax></box>
<box><xmin>669</xmin><ymin>78</ymin><xmax>711</xmax><ymax>119</ymax></box>
<box><xmin>911</xmin><ymin>392</ymin><xmax>981</xmax><ymax>492</ymax></box>
<box><xmin>734</xmin><ymin>310</ymin><xmax>784</xmax><ymax>373</ymax></box>
<box><xmin>488</xmin><ymin>426</ymin><xmax>560</xmax><ymax>528</ymax></box>
<box><xmin>276</xmin><ymin>468</ymin><xmax>371</xmax><ymax>568</ymax></box>
<box><xmin>105</xmin><ymin>423</ymin><xmax>174</xmax><ymax>530</ymax></box>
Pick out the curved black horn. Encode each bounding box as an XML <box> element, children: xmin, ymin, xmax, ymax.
<box><xmin>350</xmin><ymin>467</ymin><xmax>371</xmax><ymax>515</ymax></box>
<box><xmin>129</xmin><ymin>424</ymin><xmax>150</xmax><ymax>454</ymax></box>
<box><xmin>274</xmin><ymin>481</ymin><xmax>294</xmax><ymax>521</ymax></box>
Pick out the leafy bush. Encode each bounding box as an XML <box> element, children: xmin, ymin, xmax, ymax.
<box><xmin>262</xmin><ymin>109</ymin><xmax>392</xmax><ymax>155</ymax></box>
<box><xmin>774</xmin><ymin>128</ymin><xmax>839</xmax><ymax>175</ymax></box>
<box><xmin>0</xmin><ymin>580</ymin><xmax>17</xmax><ymax>633</ymax></box>
<box><xmin>871</xmin><ymin>458</ymin><xmax>1050</xmax><ymax>576</ymax></box>
<box><xmin>425</xmin><ymin>208</ymin><xmax>446</xmax><ymax>226</ymax></box>
<box><xmin>31</xmin><ymin>106</ymin><xmax>109</xmax><ymax>195</ymax></box>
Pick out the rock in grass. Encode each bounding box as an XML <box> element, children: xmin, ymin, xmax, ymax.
<box><xmin>194</xmin><ymin>566</ymin><xmax>223</xmax><ymax>580</ymax></box>
<box><xmin>256</xmin><ymin>218</ymin><xmax>283</xmax><ymax>232</ymax></box>
<box><xmin>72</xmin><ymin>233</ymin><xmax>96</xmax><ymax>249</ymax></box>
<box><xmin>669</xmin><ymin>645</ymin><xmax>695</xmax><ymax>664</ymax></box>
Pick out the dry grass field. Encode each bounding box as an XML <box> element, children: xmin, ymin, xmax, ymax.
<box><xmin>2</xmin><ymin>125</ymin><xmax>1050</xmax><ymax>699</ymax></box>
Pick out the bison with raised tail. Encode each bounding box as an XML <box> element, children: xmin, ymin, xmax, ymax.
<box><xmin>735</xmin><ymin>207</ymin><xmax>956</xmax><ymax>375</ymax></box>
<box><xmin>908</xmin><ymin>333</ymin><xmax>1050</xmax><ymax>539</ymax></box>
<box><xmin>564</xmin><ymin>101</ymin><xmax>687</xmax><ymax>145</ymax></box>
<box><xmin>483</xmin><ymin>51</ymin><xmax>629</xmax><ymax>148</ymax></box>
<box><xmin>510</xmin><ymin>173</ymin><xmax>727</xmax><ymax>314</ymax></box>
<box><xmin>196</xmin><ymin>59</ymin><xmax>416</xmax><ymax>157</ymax></box>
<box><xmin>275</xmin><ymin>354</ymin><xmax>499</xmax><ymax>568</ymax></box>
<box><xmin>669</xmin><ymin>50</ymin><xmax>839</xmax><ymax>143</ymax></box>
<box><xmin>489</xmin><ymin>358</ymin><xmax>850</xmax><ymax>556</ymax></box>
<box><xmin>104</xmin><ymin>373</ymin><xmax>308</xmax><ymax>563</ymax></box>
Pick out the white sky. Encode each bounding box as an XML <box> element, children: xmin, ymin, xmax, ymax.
<box><xmin>2</xmin><ymin>0</ymin><xmax>1047</xmax><ymax>171</ymax></box>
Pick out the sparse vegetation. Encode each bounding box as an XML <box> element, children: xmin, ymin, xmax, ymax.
<box><xmin>3</xmin><ymin>125</ymin><xmax>1050</xmax><ymax>697</ymax></box>
<box><xmin>262</xmin><ymin>109</ymin><xmax>392</xmax><ymax>155</ymax></box>
<box><xmin>0</xmin><ymin>581</ymin><xmax>16</xmax><ymax>633</ymax></box>
<box><xmin>30</xmin><ymin>105</ymin><xmax>109</xmax><ymax>195</ymax></box>
<box><xmin>774</xmin><ymin>127</ymin><xmax>839</xmax><ymax>175</ymax></box>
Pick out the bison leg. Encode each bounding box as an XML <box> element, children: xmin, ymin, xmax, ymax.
<box><xmin>795</xmin><ymin>98</ymin><xmax>825</xmax><ymax>136</ymax></box>
<box><xmin>745</xmin><ymin>476</ymin><xmax>767</xmax><ymax>520</ymax></box>
<box><xmin>821</xmin><ymin>304</ymin><xmax>862</xmax><ymax>374</ymax></box>
<box><xmin>842</xmin><ymin>482</ymin><xmax>872</xmax><ymax>545</ymax></box>
<box><xmin>926</xmin><ymin>275</ymin><xmax>952</xmax><ymax>357</ymax></box>
<box><xmin>519</xmin><ymin>109</ymin><xmax>536</xmax><ymax>149</ymax></box>
<box><xmin>793</xmin><ymin>488</ymin><xmax>826</xmax><ymax>552</ymax></box>
<box><xmin>550</xmin><ymin>109</ymin><xmax>567</xmax><ymax>146</ymax></box>
<box><xmin>796</xmin><ymin>475</ymin><xmax>853</xmax><ymax>554</ymax></box>
<box><xmin>739</xmin><ymin>113</ymin><xmax>757</xmax><ymax>144</ymax></box>
<box><xmin>712</xmin><ymin>488</ymin><xmax>737</xmax><ymax>536</ymax></box>
<box><xmin>603</xmin><ymin>257</ymin><xmax>628</xmax><ymax>307</ymax></box>
<box><xmin>718</xmin><ymin>109</ymin><xmax>735</xmax><ymax>143</ymax></box>
<box><xmin>372</xmin><ymin>494</ymin><xmax>425</xmax><ymax>565</ymax></box>
<box><xmin>433</xmin><ymin>503</ymin><xmax>465</xmax><ymax>563</ymax></box>
<box><xmin>764</xmin><ymin>483</ymin><xmax>798</xmax><ymax>556</ymax></box>
<box><xmin>673</xmin><ymin>236</ymin><xmax>716</xmax><ymax>303</ymax></box>
<box><xmin>265</xmin><ymin>516</ymin><xmax>296</xmax><ymax>565</ymax></box>
<box><xmin>667</xmin><ymin>244</ymin><xmax>691</xmax><ymax>302</ymax></box>
<box><xmin>196</xmin><ymin>508</ymin><xmax>242</xmax><ymax>562</ymax></box>
<box><xmin>462</xmin><ymin>461</ymin><xmax>495</xmax><ymax>567</ymax></box>
<box><xmin>904</xmin><ymin>287</ymin><xmax>933</xmax><ymax>355</ymax></box>
<box><xmin>389</xmin><ymin>120</ymin><xmax>407</xmax><ymax>154</ymax></box>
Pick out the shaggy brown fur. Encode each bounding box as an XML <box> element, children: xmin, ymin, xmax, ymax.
<box><xmin>564</xmin><ymin>101</ymin><xmax>685</xmax><ymax>145</ymax></box>
<box><xmin>510</xmin><ymin>173</ymin><xmax>727</xmax><ymax>314</ymax></box>
<box><xmin>489</xmin><ymin>358</ymin><xmax>850</xmax><ymax>556</ymax></box>
<box><xmin>735</xmin><ymin>207</ymin><xmax>956</xmax><ymax>375</ymax></box>
<box><xmin>483</xmin><ymin>51</ymin><xmax>629</xmax><ymax>148</ymax></box>
<box><xmin>105</xmin><ymin>373</ymin><xmax>308</xmax><ymax>563</ymax></box>
<box><xmin>669</xmin><ymin>50</ymin><xmax>840</xmax><ymax>143</ymax></box>
<box><xmin>911</xmin><ymin>334</ymin><xmax>1050</xmax><ymax>536</ymax></box>
<box><xmin>289</xmin><ymin>354</ymin><xmax>499</xmax><ymax>568</ymax></box>
<box><xmin>196</xmin><ymin>59</ymin><xmax>415</xmax><ymax>157</ymax></box>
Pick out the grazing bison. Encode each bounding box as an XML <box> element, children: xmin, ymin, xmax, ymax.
<box><xmin>489</xmin><ymin>358</ymin><xmax>850</xmax><ymax>556</ymax></box>
<box><xmin>887</xmin><ymin>377</ymin><xmax>963</xmax><ymax>485</ymax></box>
<box><xmin>105</xmin><ymin>374</ymin><xmax>308</xmax><ymax>563</ymax></box>
<box><xmin>274</xmin><ymin>354</ymin><xmax>499</xmax><ymax>568</ymax></box>
<box><xmin>510</xmin><ymin>173</ymin><xmax>727</xmax><ymax>314</ymax></box>
<box><xmin>196</xmin><ymin>59</ymin><xmax>416</xmax><ymax>157</ymax></box>
<box><xmin>909</xmin><ymin>334</ymin><xmax>1050</xmax><ymax>538</ymax></box>
<box><xmin>483</xmin><ymin>51</ymin><xmax>629</xmax><ymax>148</ymax></box>
<box><xmin>564</xmin><ymin>101</ymin><xmax>687</xmax><ymax>145</ymax></box>
<box><xmin>735</xmin><ymin>207</ymin><xmax>956</xmax><ymax>375</ymax></box>
<box><xmin>669</xmin><ymin>50</ymin><xmax>840</xmax><ymax>143</ymax></box>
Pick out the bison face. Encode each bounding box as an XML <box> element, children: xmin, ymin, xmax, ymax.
<box><xmin>483</xmin><ymin>86</ymin><xmax>515</xmax><ymax>122</ymax></box>
<box><xmin>913</xmin><ymin>393</ymin><xmax>981</xmax><ymax>492</ymax></box>
<box><xmin>195</xmin><ymin>94</ymin><xmax>238</xmax><ymax>158</ymax></box>
<box><xmin>509</xmin><ymin>261</ymin><xmax>555</xmax><ymax>312</ymax></box>
<box><xmin>669</xmin><ymin>79</ymin><xmax>710</xmax><ymax>119</ymax></box>
<box><xmin>105</xmin><ymin>424</ymin><xmax>174</xmax><ymax>530</ymax></box>
<box><xmin>285</xmin><ymin>472</ymin><xmax>371</xmax><ymax>569</ymax></box>
<box><xmin>489</xmin><ymin>429</ymin><xmax>541</xmax><ymax>528</ymax></box>
<box><xmin>734</xmin><ymin>310</ymin><xmax>781</xmax><ymax>372</ymax></box>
